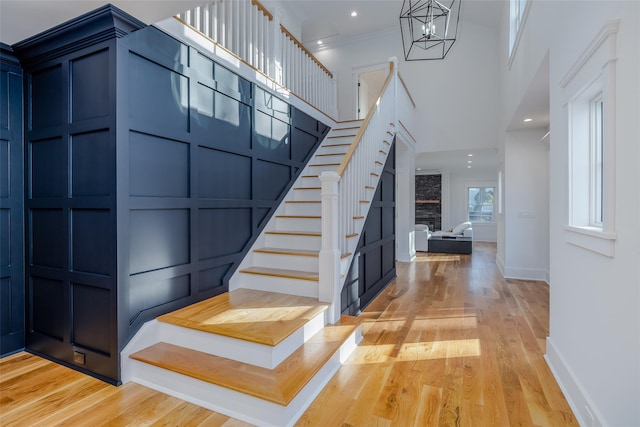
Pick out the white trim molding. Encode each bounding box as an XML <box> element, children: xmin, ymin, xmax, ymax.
<box><xmin>563</xmin><ymin>20</ymin><xmax>619</xmax><ymax>256</ymax></box>
<box><xmin>564</xmin><ymin>225</ymin><xmax>616</xmax><ymax>257</ymax></box>
<box><xmin>545</xmin><ymin>337</ymin><xmax>607</xmax><ymax>427</ymax></box>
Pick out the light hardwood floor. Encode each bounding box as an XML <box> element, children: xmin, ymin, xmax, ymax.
<box><xmin>0</xmin><ymin>243</ymin><xmax>578</xmax><ymax>426</ymax></box>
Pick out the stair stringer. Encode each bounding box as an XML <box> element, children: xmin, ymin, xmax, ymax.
<box><xmin>332</xmin><ymin>127</ymin><xmax>397</xmax><ymax>299</ymax></box>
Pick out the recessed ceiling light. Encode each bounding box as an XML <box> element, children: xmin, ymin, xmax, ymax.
<box><xmin>351</xmin><ymin>11</ymin><xmax>358</xmax><ymax>17</ymax></box>
<box><xmin>317</xmin><ymin>40</ymin><xmax>323</xmax><ymax>45</ymax></box>
<box><xmin>417</xmin><ymin>168</ymin><xmax>421</xmax><ymax>171</ymax></box>
<box><xmin>467</xmin><ymin>165</ymin><xmax>472</xmax><ymax>168</ymax></box>
<box><xmin>524</xmin><ymin>118</ymin><xmax>533</xmax><ymax>122</ymax></box>
<box><xmin>467</xmin><ymin>160</ymin><xmax>472</xmax><ymax>164</ymax></box>
<box><xmin>467</xmin><ymin>153</ymin><xmax>473</xmax><ymax>157</ymax></box>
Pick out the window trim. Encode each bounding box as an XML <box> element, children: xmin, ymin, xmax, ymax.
<box><xmin>466</xmin><ymin>185</ymin><xmax>496</xmax><ymax>224</ymax></box>
<box><xmin>562</xmin><ymin>21</ymin><xmax>618</xmax><ymax>257</ymax></box>
<box><xmin>508</xmin><ymin>0</ymin><xmax>531</xmax><ymax>68</ymax></box>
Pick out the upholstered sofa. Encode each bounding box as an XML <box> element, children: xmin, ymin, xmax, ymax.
<box><xmin>415</xmin><ymin>222</ymin><xmax>473</xmax><ymax>252</ymax></box>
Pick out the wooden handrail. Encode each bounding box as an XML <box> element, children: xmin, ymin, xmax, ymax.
<box><xmin>251</xmin><ymin>0</ymin><xmax>273</xmax><ymax>20</ymax></box>
<box><xmin>398</xmin><ymin>72</ymin><xmax>416</xmax><ymax>108</ymax></box>
<box><xmin>336</xmin><ymin>61</ymin><xmax>395</xmax><ymax>177</ymax></box>
<box><xmin>280</xmin><ymin>25</ymin><xmax>333</xmax><ymax>78</ymax></box>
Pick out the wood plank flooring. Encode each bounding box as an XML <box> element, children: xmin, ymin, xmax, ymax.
<box><xmin>0</xmin><ymin>243</ymin><xmax>578</xmax><ymax>426</ymax></box>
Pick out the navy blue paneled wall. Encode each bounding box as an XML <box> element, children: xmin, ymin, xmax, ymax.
<box><xmin>0</xmin><ymin>45</ymin><xmax>25</xmax><ymax>355</ymax></box>
<box><xmin>18</xmin><ymin>34</ymin><xmax>126</xmax><ymax>383</ymax></box>
<box><xmin>342</xmin><ymin>142</ymin><xmax>396</xmax><ymax>315</ymax></box>
<box><xmin>10</xmin><ymin>5</ymin><xmax>327</xmax><ymax>384</ymax></box>
<box><xmin>118</xmin><ymin>26</ymin><xmax>329</xmax><ymax>344</ymax></box>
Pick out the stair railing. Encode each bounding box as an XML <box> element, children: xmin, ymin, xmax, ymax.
<box><xmin>176</xmin><ymin>0</ymin><xmax>337</xmax><ymax>116</ymax></box>
<box><xmin>320</xmin><ymin>57</ymin><xmax>416</xmax><ymax>323</ymax></box>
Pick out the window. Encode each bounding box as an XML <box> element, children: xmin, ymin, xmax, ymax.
<box><xmin>568</xmin><ymin>77</ymin><xmax>603</xmax><ymax>230</ymax></box>
<box><xmin>590</xmin><ymin>97</ymin><xmax>603</xmax><ymax>226</ymax></box>
<box><xmin>468</xmin><ymin>187</ymin><xmax>495</xmax><ymax>222</ymax></box>
<box><xmin>509</xmin><ymin>0</ymin><xmax>529</xmax><ymax>57</ymax></box>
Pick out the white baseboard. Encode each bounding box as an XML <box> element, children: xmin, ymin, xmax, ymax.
<box><xmin>545</xmin><ymin>337</ymin><xmax>606</xmax><ymax>427</ymax></box>
<box><xmin>503</xmin><ymin>266</ymin><xmax>548</xmax><ymax>282</ymax></box>
<box><xmin>495</xmin><ymin>254</ymin><xmax>505</xmax><ymax>277</ymax></box>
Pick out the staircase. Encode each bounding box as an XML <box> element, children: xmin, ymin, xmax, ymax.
<box><xmin>121</xmin><ymin>119</ymin><xmax>398</xmax><ymax>426</ymax></box>
<box><xmin>231</xmin><ymin>120</ymin><xmax>366</xmax><ymax>298</ymax></box>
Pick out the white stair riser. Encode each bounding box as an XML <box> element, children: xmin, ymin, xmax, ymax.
<box><xmin>285</xmin><ymin>202</ymin><xmax>321</xmax><ymax>216</ymax></box>
<box><xmin>320</xmin><ymin>145</ymin><xmax>351</xmax><ymax>155</ymax></box>
<box><xmin>253</xmin><ymin>252</ymin><xmax>319</xmax><ymax>273</ymax></box>
<box><xmin>308</xmin><ymin>164</ymin><xmax>339</xmax><ymax>174</ymax></box>
<box><xmin>329</xmin><ymin>127</ymin><xmax>359</xmax><ymax>138</ymax></box>
<box><xmin>276</xmin><ymin>216</ymin><xmax>321</xmax><ymax>231</ymax></box>
<box><xmin>293</xmin><ymin>188</ymin><xmax>321</xmax><ymax>201</ymax></box>
<box><xmin>265</xmin><ymin>234</ymin><xmax>321</xmax><ymax>251</ymax></box>
<box><xmin>128</xmin><ymin>326</ymin><xmax>361</xmax><ymax>427</ymax></box>
<box><xmin>156</xmin><ymin>310</ymin><xmax>325</xmax><ymax>369</ymax></box>
<box><xmin>314</xmin><ymin>153</ymin><xmax>346</xmax><ymax>163</ymax></box>
<box><xmin>237</xmin><ymin>273</ymin><xmax>318</xmax><ymax>298</ymax></box>
<box><xmin>325</xmin><ymin>135</ymin><xmax>355</xmax><ymax>145</ymax></box>
<box><xmin>337</xmin><ymin>120</ymin><xmax>363</xmax><ymax>128</ymax></box>
<box><xmin>298</xmin><ymin>176</ymin><xmax>320</xmax><ymax>188</ymax></box>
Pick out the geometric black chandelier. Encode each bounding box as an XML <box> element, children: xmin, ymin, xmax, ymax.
<box><xmin>399</xmin><ymin>0</ymin><xmax>461</xmax><ymax>60</ymax></box>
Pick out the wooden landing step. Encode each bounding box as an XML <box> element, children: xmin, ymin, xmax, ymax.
<box><xmin>157</xmin><ymin>289</ymin><xmax>328</xmax><ymax>346</ymax></box>
<box><xmin>130</xmin><ymin>316</ymin><xmax>361</xmax><ymax>406</ymax></box>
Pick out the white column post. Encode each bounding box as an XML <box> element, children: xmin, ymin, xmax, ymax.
<box><xmin>389</xmin><ymin>56</ymin><xmax>399</xmax><ymax>127</ymax></box>
<box><xmin>319</xmin><ymin>171</ymin><xmax>341</xmax><ymax>324</ymax></box>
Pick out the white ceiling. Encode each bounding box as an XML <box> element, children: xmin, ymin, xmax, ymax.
<box><xmin>416</xmin><ymin>148</ymin><xmax>498</xmax><ymax>174</ymax></box>
<box><xmin>264</xmin><ymin>0</ymin><xmax>504</xmax><ymax>48</ymax></box>
<box><xmin>0</xmin><ymin>1</ymin><xmax>208</xmax><ymax>45</ymax></box>
<box><xmin>0</xmin><ymin>0</ymin><xmax>504</xmax><ymax>47</ymax></box>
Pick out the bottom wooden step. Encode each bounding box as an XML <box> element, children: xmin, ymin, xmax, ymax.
<box><xmin>130</xmin><ymin>316</ymin><xmax>360</xmax><ymax>406</ymax></box>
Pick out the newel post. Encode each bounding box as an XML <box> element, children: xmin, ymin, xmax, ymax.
<box><xmin>319</xmin><ymin>171</ymin><xmax>341</xmax><ymax>324</ymax></box>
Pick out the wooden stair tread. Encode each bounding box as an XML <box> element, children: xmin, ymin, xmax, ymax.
<box><xmin>265</xmin><ymin>230</ymin><xmax>321</xmax><ymax>237</ymax></box>
<box><xmin>240</xmin><ymin>266</ymin><xmax>319</xmax><ymax>281</ymax></box>
<box><xmin>255</xmin><ymin>247</ymin><xmax>352</xmax><ymax>259</ymax></box>
<box><xmin>276</xmin><ymin>215</ymin><xmax>321</xmax><ymax>219</ymax></box>
<box><xmin>327</xmin><ymin>134</ymin><xmax>356</xmax><ymax>139</ymax></box>
<box><xmin>130</xmin><ymin>316</ymin><xmax>360</xmax><ymax>406</ymax></box>
<box><xmin>310</xmin><ymin>163</ymin><xmax>340</xmax><ymax>167</ymax></box>
<box><xmin>254</xmin><ymin>247</ymin><xmax>319</xmax><ymax>257</ymax></box>
<box><xmin>323</xmin><ymin>143</ymin><xmax>351</xmax><ymax>148</ymax></box>
<box><xmin>157</xmin><ymin>289</ymin><xmax>328</xmax><ymax>346</ymax></box>
<box><xmin>315</xmin><ymin>152</ymin><xmax>347</xmax><ymax>157</ymax></box>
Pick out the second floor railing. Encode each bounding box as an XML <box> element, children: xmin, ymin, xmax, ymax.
<box><xmin>177</xmin><ymin>0</ymin><xmax>337</xmax><ymax>117</ymax></box>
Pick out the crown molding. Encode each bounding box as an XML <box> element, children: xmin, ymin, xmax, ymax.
<box><xmin>13</xmin><ymin>4</ymin><xmax>146</xmax><ymax>69</ymax></box>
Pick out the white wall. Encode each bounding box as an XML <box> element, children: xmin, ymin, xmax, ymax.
<box><xmin>446</xmin><ymin>168</ymin><xmax>497</xmax><ymax>242</ymax></box>
<box><xmin>503</xmin><ymin>129</ymin><xmax>549</xmax><ymax>281</ymax></box>
<box><xmin>312</xmin><ymin>20</ymin><xmax>500</xmax><ymax>248</ymax></box>
<box><xmin>314</xmin><ymin>21</ymin><xmax>500</xmax><ymax>154</ymax></box>
<box><xmin>500</xmin><ymin>2</ymin><xmax>640</xmax><ymax>426</ymax></box>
